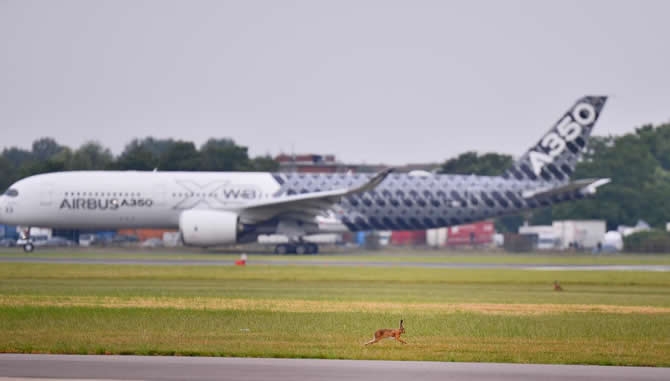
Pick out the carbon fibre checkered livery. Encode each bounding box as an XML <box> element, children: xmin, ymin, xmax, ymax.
<box><xmin>272</xmin><ymin>96</ymin><xmax>607</xmax><ymax>232</ymax></box>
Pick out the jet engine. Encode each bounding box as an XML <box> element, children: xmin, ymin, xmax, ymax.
<box><xmin>179</xmin><ymin>209</ymin><xmax>241</xmax><ymax>247</ymax></box>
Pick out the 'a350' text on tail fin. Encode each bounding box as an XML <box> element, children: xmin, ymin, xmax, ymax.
<box><xmin>503</xmin><ymin>96</ymin><xmax>607</xmax><ymax>183</ymax></box>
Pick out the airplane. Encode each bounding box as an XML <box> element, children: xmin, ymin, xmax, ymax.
<box><xmin>0</xmin><ymin>96</ymin><xmax>610</xmax><ymax>254</ymax></box>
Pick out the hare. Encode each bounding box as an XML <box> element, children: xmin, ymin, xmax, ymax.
<box><xmin>364</xmin><ymin>320</ymin><xmax>406</xmax><ymax>345</ymax></box>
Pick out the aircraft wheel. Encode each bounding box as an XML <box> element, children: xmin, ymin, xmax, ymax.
<box><xmin>23</xmin><ymin>243</ymin><xmax>34</xmax><ymax>253</ymax></box>
<box><xmin>305</xmin><ymin>243</ymin><xmax>318</xmax><ymax>255</ymax></box>
<box><xmin>274</xmin><ymin>244</ymin><xmax>288</xmax><ymax>255</ymax></box>
<box><xmin>295</xmin><ymin>244</ymin><xmax>307</xmax><ymax>255</ymax></box>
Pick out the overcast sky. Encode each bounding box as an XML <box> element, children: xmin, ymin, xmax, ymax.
<box><xmin>2</xmin><ymin>0</ymin><xmax>669</xmax><ymax>165</ymax></box>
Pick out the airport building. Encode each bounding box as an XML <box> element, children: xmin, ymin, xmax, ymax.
<box><xmin>274</xmin><ymin>153</ymin><xmax>439</xmax><ymax>174</ymax></box>
<box><xmin>519</xmin><ymin>220</ymin><xmax>607</xmax><ymax>250</ymax></box>
<box><xmin>275</xmin><ymin>154</ymin><xmax>358</xmax><ymax>173</ymax></box>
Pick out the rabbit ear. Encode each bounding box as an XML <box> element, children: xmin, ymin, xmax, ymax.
<box><xmin>400</xmin><ymin>320</ymin><xmax>403</xmax><ymax>327</ymax></box>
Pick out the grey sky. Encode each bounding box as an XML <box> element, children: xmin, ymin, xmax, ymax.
<box><xmin>1</xmin><ymin>0</ymin><xmax>669</xmax><ymax>165</ymax></box>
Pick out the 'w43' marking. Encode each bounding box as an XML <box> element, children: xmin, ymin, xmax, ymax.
<box><xmin>173</xmin><ymin>180</ymin><xmax>261</xmax><ymax>209</ymax></box>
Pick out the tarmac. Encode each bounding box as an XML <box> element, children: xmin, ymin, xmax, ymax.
<box><xmin>1</xmin><ymin>354</ymin><xmax>669</xmax><ymax>381</ymax></box>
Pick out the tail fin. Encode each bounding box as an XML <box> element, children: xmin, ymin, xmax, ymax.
<box><xmin>503</xmin><ymin>96</ymin><xmax>607</xmax><ymax>183</ymax></box>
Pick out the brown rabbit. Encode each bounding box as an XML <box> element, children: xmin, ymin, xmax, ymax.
<box><xmin>364</xmin><ymin>320</ymin><xmax>406</xmax><ymax>345</ymax></box>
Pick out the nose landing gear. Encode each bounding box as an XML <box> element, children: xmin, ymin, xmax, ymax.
<box><xmin>19</xmin><ymin>227</ymin><xmax>34</xmax><ymax>253</ymax></box>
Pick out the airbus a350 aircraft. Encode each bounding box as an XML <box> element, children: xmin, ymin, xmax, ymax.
<box><xmin>0</xmin><ymin>96</ymin><xmax>609</xmax><ymax>254</ymax></box>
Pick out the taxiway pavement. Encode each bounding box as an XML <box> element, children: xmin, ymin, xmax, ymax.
<box><xmin>1</xmin><ymin>354</ymin><xmax>668</xmax><ymax>381</ymax></box>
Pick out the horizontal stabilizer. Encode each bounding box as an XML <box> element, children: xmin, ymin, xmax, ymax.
<box><xmin>522</xmin><ymin>178</ymin><xmax>611</xmax><ymax>199</ymax></box>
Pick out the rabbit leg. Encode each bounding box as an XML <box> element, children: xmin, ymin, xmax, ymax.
<box><xmin>365</xmin><ymin>337</ymin><xmax>381</xmax><ymax>345</ymax></box>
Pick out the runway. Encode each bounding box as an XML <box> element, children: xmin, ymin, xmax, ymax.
<box><xmin>1</xmin><ymin>256</ymin><xmax>669</xmax><ymax>271</ymax></box>
<box><xmin>1</xmin><ymin>354</ymin><xmax>668</xmax><ymax>381</ymax></box>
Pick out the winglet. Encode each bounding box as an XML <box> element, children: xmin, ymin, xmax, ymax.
<box><xmin>347</xmin><ymin>168</ymin><xmax>394</xmax><ymax>195</ymax></box>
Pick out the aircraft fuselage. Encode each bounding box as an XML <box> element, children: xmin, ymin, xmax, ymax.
<box><xmin>0</xmin><ymin>170</ymin><xmax>561</xmax><ymax>233</ymax></box>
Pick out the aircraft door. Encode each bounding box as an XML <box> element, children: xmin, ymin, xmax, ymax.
<box><xmin>152</xmin><ymin>184</ymin><xmax>167</xmax><ymax>206</ymax></box>
<box><xmin>39</xmin><ymin>184</ymin><xmax>54</xmax><ymax>207</ymax></box>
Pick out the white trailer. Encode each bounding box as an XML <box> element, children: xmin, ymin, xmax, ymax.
<box><xmin>519</xmin><ymin>225</ymin><xmax>559</xmax><ymax>250</ymax></box>
<box><xmin>426</xmin><ymin>228</ymin><xmax>448</xmax><ymax>247</ymax></box>
<box><xmin>552</xmin><ymin>220</ymin><xmax>606</xmax><ymax>249</ymax></box>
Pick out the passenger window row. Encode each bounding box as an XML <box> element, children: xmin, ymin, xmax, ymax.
<box><xmin>64</xmin><ymin>191</ymin><xmax>142</xmax><ymax>197</ymax></box>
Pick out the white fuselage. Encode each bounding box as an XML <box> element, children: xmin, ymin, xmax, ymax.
<box><xmin>0</xmin><ymin>171</ymin><xmax>283</xmax><ymax>229</ymax></box>
<box><xmin>0</xmin><ymin>168</ymin><xmax>606</xmax><ymax>237</ymax></box>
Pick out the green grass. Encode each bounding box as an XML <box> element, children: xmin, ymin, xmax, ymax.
<box><xmin>2</xmin><ymin>307</ymin><xmax>668</xmax><ymax>365</ymax></box>
<box><xmin>3</xmin><ymin>280</ymin><xmax>670</xmax><ymax>307</ymax></box>
<box><xmin>1</xmin><ymin>264</ymin><xmax>670</xmax><ymax>307</ymax></box>
<box><xmin>0</xmin><ymin>260</ymin><xmax>669</xmax><ymax>365</ymax></box>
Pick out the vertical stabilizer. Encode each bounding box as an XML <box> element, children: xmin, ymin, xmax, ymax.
<box><xmin>503</xmin><ymin>96</ymin><xmax>607</xmax><ymax>183</ymax></box>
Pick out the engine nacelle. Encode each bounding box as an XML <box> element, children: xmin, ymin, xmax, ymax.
<box><xmin>179</xmin><ymin>209</ymin><xmax>240</xmax><ymax>247</ymax></box>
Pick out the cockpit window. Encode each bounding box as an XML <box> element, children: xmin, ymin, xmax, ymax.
<box><xmin>3</xmin><ymin>188</ymin><xmax>18</xmax><ymax>197</ymax></box>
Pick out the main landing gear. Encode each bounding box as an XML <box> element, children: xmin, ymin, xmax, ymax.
<box><xmin>274</xmin><ymin>242</ymin><xmax>319</xmax><ymax>255</ymax></box>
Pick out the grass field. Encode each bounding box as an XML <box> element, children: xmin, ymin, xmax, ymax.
<box><xmin>1</xmin><ymin>257</ymin><xmax>669</xmax><ymax>366</ymax></box>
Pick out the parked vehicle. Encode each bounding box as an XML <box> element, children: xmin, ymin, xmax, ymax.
<box><xmin>91</xmin><ymin>234</ymin><xmax>139</xmax><ymax>247</ymax></box>
<box><xmin>112</xmin><ymin>235</ymin><xmax>139</xmax><ymax>244</ymax></box>
<box><xmin>79</xmin><ymin>234</ymin><xmax>96</xmax><ymax>247</ymax></box>
<box><xmin>17</xmin><ymin>235</ymin><xmax>49</xmax><ymax>247</ymax></box>
<box><xmin>15</xmin><ymin>235</ymin><xmax>74</xmax><ymax>249</ymax></box>
<box><xmin>141</xmin><ymin>238</ymin><xmax>163</xmax><ymax>248</ymax></box>
<box><xmin>41</xmin><ymin>237</ymin><xmax>76</xmax><ymax>247</ymax></box>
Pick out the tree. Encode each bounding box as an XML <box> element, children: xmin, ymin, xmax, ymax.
<box><xmin>18</xmin><ymin>147</ymin><xmax>72</xmax><ymax>177</ymax></box>
<box><xmin>549</xmin><ymin>124</ymin><xmax>670</xmax><ymax>229</ymax></box>
<box><xmin>114</xmin><ymin>139</ymin><xmax>162</xmax><ymax>170</ymax></box>
<box><xmin>439</xmin><ymin>152</ymin><xmax>513</xmax><ymax>176</ymax></box>
<box><xmin>199</xmin><ymin>138</ymin><xmax>250</xmax><ymax>171</ymax></box>
<box><xmin>0</xmin><ymin>156</ymin><xmax>14</xmax><ymax>192</ymax></box>
<box><xmin>2</xmin><ymin>147</ymin><xmax>33</xmax><ymax>167</ymax></box>
<box><xmin>71</xmin><ymin>141</ymin><xmax>114</xmax><ymax>170</ymax></box>
<box><xmin>636</xmin><ymin>123</ymin><xmax>670</xmax><ymax>170</ymax></box>
<box><xmin>250</xmin><ymin>155</ymin><xmax>280</xmax><ymax>172</ymax></box>
<box><xmin>158</xmin><ymin>141</ymin><xmax>200</xmax><ymax>171</ymax></box>
<box><xmin>495</xmin><ymin>214</ymin><xmax>525</xmax><ymax>233</ymax></box>
<box><xmin>31</xmin><ymin>137</ymin><xmax>65</xmax><ymax>161</ymax></box>
<box><xmin>130</xmin><ymin>137</ymin><xmax>176</xmax><ymax>158</ymax></box>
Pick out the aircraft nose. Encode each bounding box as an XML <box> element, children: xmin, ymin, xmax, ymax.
<box><xmin>0</xmin><ymin>195</ymin><xmax>11</xmax><ymax>220</ymax></box>
<box><xmin>0</xmin><ymin>198</ymin><xmax>18</xmax><ymax>225</ymax></box>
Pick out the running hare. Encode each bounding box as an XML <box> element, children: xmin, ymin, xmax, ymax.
<box><xmin>365</xmin><ymin>320</ymin><xmax>406</xmax><ymax>345</ymax></box>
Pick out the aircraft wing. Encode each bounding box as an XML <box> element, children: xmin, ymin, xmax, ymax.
<box><xmin>521</xmin><ymin>178</ymin><xmax>611</xmax><ymax>199</ymax></box>
<box><xmin>235</xmin><ymin>168</ymin><xmax>393</xmax><ymax>224</ymax></box>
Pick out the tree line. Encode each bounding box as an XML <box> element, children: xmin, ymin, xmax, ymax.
<box><xmin>2</xmin><ymin>122</ymin><xmax>669</xmax><ymax>232</ymax></box>
<box><xmin>0</xmin><ymin>137</ymin><xmax>278</xmax><ymax>192</ymax></box>
<box><xmin>438</xmin><ymin>122</ymin><xmax>670</xmax><ymax>231</ymax></box>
